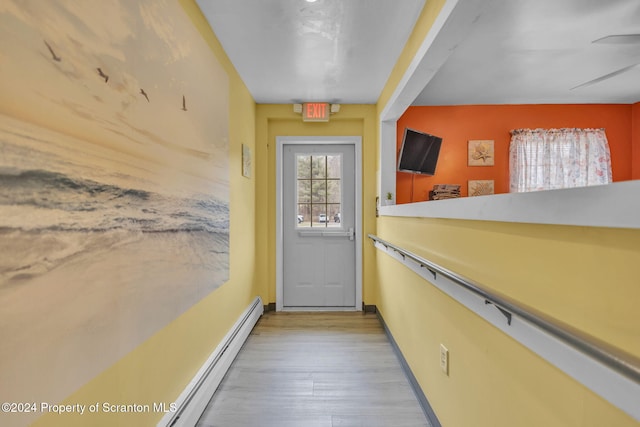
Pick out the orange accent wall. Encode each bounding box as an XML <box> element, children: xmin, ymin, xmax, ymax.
<box><xmin>633</xmin><ymin>102</ymin><xmax>640</xmax><ymax>180</ymax></box>
<box><xmin>396</xmin><ymin>104</ymin><xmax>633</xmax><ymax>204</ymax></box>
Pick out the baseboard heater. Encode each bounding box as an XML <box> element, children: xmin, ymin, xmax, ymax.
<box><xmin>157</xmin><ymin>296</ymin><xmax>264</xmax><ymax>427</ymax></box>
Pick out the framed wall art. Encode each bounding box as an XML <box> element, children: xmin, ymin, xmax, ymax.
<box><xmin>242</xmin><ymin>144</ymin><xmax>252</xmax><ymax>178</ymax></box>
<box><xmin>468</xmin><ymin>140</ymin><xmax>494</xmax><ymax>166</ymax></box>
<box><xmin>469</xmin><ymin>180</ymin><xmax>495</xmax><ymax>196</ymax></box>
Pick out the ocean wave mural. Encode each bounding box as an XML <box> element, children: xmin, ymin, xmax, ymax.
<box><xmin>0</xmin><ymin>1</ymin><xmax>229</xmax><ymax>425</ymax></box>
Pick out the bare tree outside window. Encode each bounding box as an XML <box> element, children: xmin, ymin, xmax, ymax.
<box><xmin>296</xmin><ymin>154</ymin><xmax>342</xmax><ymax>227</ymax></box>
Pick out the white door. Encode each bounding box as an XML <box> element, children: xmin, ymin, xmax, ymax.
<box><xmin>282</xmin><ymin>143</ymin><xmax>356</xmax><ymax>308</ymax></box>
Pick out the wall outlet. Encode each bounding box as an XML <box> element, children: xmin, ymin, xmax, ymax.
<box><xmin>440</xmin><ymin>344</ymin><xmax>449</xmax><ymax>376</ymax></box>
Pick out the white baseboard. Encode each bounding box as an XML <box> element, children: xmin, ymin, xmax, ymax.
<box><xmin>157</xmin><ymin>296</ymin><xmax>264</xmax><ymax>427</ymax></box>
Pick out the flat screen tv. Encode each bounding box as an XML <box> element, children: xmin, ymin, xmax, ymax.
<box><xmin>397</xmin><ymin>128</ymin><xmax>443</xmax><ymax>176</ymax></box>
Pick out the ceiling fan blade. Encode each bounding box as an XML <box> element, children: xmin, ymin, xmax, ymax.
<box><xmin>592</xmin><ymin>34</ymin><xmax>640</xmax><ymax>44</ymax></box>
<box><xmin>571</xmin><ymin>63</ymin><xmax>640</xmax><ymax>90</ymax></box>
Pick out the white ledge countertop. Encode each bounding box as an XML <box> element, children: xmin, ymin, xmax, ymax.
<box><xmin>379</xmin><ymin>180</ymin><xmax>640</xmax><ymax>229</ymax></box>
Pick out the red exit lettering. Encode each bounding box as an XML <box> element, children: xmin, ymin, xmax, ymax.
<box><xmin>303</xmin><ymin>103</ymin><xmax>329</xmax><ymax>122</ymax></box>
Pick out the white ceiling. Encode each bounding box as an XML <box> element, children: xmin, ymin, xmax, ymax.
<box><xmin>196</xmin><ymin>0</ymin><xmax>425</xmax><ymax>104</ymax></box>
<box><xmin>196</xmin><ymin>0</ymin><xmax>640</xmax><ymax>106</ymax></box>
<box><xmin>415</xmin><ymin>0</ymin><xmax>640</xmax><ymax>105</ymax></box>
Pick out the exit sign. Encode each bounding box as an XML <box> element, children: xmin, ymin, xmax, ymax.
<box><xmin>303</xmin><ymin>103</ymin><xmax>330</xmax><ymax>122</ymax></box>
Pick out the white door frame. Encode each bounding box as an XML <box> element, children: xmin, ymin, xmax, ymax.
<box><xmin>275</xmin><ymin>136</ymin><xmax>363</xmax><ymax>311</ymax></box>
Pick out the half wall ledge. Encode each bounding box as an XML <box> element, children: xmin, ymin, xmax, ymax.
<box><xmin>380</xmin><ymin>180</ymin><xmax>640</xmax><ymax>229</ymax></box>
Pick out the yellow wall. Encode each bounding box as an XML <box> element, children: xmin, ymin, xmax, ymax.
<box><xmin>255</xmin><ymin>105</ymin><xmax>379</xmax><ymax>306</ymax></box>
<box><xmin>375</xmin><ymin>217</ymin><xmax>640</xmax><ymax>426</ymax></box>
<box><xmin>374</xmin><ymin>2</ymin><xmax>639</xmax><ymax>426</ymax></box>
<box><xmin>31</xmin><ymin>1</ymin><xmax>258</xmax><ymax>426</ymax></box>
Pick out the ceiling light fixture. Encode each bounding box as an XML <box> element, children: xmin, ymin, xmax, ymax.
<box><xmin>305</xmin><ymin>0</ymin><xmax>318</xmax><ymax>3</ymax></box>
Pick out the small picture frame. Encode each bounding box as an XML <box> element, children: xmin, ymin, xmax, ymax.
<box><xmin>468</xmin><ymin>180</ymin><xmax>494</xmax><ymax>196</ymax></box>
<box><xmin>242</xmin><ymin>144</ymin><xmax>251</xmax><ymax>178</ymax></box>
<box><xmin>468</xmin><ymin>140</ymin><xmax>494</xmax><ymax>166</ymax></box>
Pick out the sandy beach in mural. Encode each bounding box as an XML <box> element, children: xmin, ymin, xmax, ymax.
<box><xmin>0</xmin><ymin>228</ymin><xmax>228</xmax><ymax>403</ymax></box>
<box><xmin>0</xmin><ymin>1</ymin><xmax>229</xmax><ymax>425</ymax></box>
<box><xmin>0</xmin><ymin>117</ymin><xmax>229</xmax><ymax>422</ymax></box>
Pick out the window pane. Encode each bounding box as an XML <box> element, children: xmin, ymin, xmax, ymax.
<box><xmin>297</xmin><ymin>204</ymin><xmax>310</xmax><ymax>226</ymax></box>
<box><xmin>311</xmin><ymin>180</ymin><xmax>326</xmax><ymax>203</ymax></box>
<box><xmin>327</xmin><ymin>179</ymin><xmax>341</xmax><ymax>203</ymax></box>
<box><xmin>327</xmin><ymin>204</ymin><xmax>341</xmax><ymax>227</ymax></box>
<box><xmin>297</xmin><ymin>155</ymin><xmax>311</xmax><ymax>179</ymax></box>
<box><xmin>294</xmin><ymin>152</ymin><xmax>343</xmax><ymax>229</ymax></box>
<box><xmin>311</xmin><ymin>204</ymin><xmax>326</xmax><ymax>227</ymax></box>
<box><xmin>311</xmin><ymin>156</ymin><xmax>326</xmax><ymax>179</ymax></box>
<box><xmin>297</xmin><ymin>179</ymin><xmax>311</xmax><ymax>203</ymax></box>
<box><xmin>327</xmin><ymin>155</ymin><xmax>341</xmax><ymax>179</ymax></box>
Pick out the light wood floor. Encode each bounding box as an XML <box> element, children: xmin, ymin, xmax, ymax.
<box><xmin>196</xmin><ymin>311</ymin><xmax>431</xmax><ymax>427</ymax></box>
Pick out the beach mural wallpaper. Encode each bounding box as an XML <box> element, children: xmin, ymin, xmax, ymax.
<box><xmin>0</xmin><ymin>0</ymin><xmax>229</xmax><ymax>423</ymax></box>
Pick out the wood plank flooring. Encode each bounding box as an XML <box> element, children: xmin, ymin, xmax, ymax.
<box><xmin>196</xmin><ymin>312</ymin><xmax>431</xmax><ymax>427</ymax></box>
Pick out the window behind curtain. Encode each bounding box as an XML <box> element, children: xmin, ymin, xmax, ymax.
<box><xmin>509</xmin><ymin>128</ymin><xmax>612</xmax><ymax>193</ymax></box>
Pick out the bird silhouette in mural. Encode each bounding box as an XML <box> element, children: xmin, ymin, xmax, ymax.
<box><xmin>140</xmin><ymin>88</ymin><xmax>149</xmax><ymax>102</ymax></box>
<box><xmin>44</xmin><ymin>40</ymin><xmax>61</xmax><ymax>62</ymax></box>
<box><xmin>96</xmin><ymin>67</ymin><xmax>109</xmax><ymax>83</ymax></box>
<box><xmin>97</xmin><ymin>68</ymin><xmax>109</xmax><ymax>83</ymax></box>
<box><xmin>182</xmin><ymin>95</ymin><xmax>187</xmax><ymax>111</ymax></box>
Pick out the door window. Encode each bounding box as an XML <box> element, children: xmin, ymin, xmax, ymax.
<box><xmin>296</xmin><ymin>154</ymin><xmax>341</xmax><ymax>228</ymax></box>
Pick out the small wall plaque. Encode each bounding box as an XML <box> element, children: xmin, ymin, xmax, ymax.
<box><xmin>469</xmin><ymin>180</ymin><xmax>494</xmax><ymax>196</ymax></box>
<box><xmin>468</xmin><ymin>140</ymin><xmax>494</xmax><ymax>166</ymax></box>
<box><xmin>242</xmin><ymin>144</ymin><xmax>251</xmax><ymax>178</ymax></box>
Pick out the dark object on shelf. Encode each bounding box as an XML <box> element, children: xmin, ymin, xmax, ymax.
<box><xmin>431</xmin><ymin>184</ymin><xmax>460</xmax><ymax>200</ymax></box>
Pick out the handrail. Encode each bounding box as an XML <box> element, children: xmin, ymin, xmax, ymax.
<box><xmin>368</xmin><ymin>234</ymin><xmax>640</xmax><ymax>386</ymax></box>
